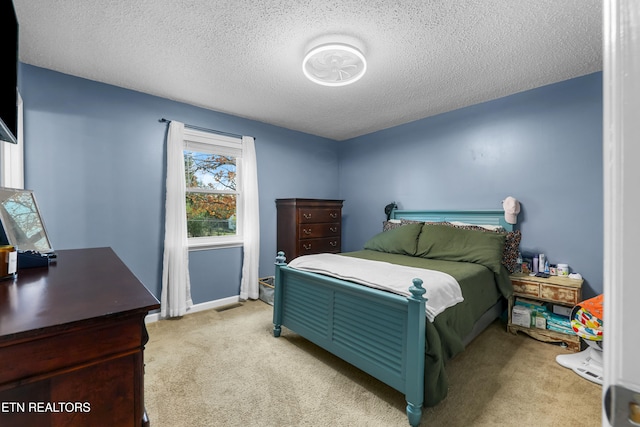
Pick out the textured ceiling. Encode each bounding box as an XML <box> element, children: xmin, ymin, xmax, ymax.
<box><xmin>13</xmin><ymin>0</ymin><xmax>602</xmax><ymax>141</ymax></box>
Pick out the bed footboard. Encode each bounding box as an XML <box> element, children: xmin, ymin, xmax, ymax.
<box><xmin>272</xmin><ymin>252</ymin><xmax>427</xmax><ymax>427</ymax></box>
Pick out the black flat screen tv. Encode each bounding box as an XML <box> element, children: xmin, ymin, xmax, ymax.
<box><xmin>0</xmin><ymin>1</ymin><xmax>19</xmax><ymax>145</ymax></box>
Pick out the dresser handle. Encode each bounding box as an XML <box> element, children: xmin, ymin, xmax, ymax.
<box><xmin>303</xmin><ymin>244</ymin><xmax>312</xmax><ymax>250</ymax></box>
<box><xmin>330</xmin><ymin>227</ymin><xmax>337</xmax><ymax>233</ymax></box>
<box><xmin>330</xmin><ymin>213</ymin><xmax>337</xmax><ymax>218</ymax></box>
<box><xmin>303</xmin><ymin>213</ymin><xmax>312</xmax><ymax>219</ymax></box>
<box><xmin>330</xmin><ymin>241</ymin><xmax>337</xmax><ymax>247</ymax></box>
<box><xmin>303</xmin><ymin>228</ymin><xmax>312</xmax><ymax>235</ymax></box>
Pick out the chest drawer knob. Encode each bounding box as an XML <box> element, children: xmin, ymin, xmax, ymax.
<box><xmin>303</xmin><ymin>213</ymin><xmax>312</xmax><ymax>219</ymax></box>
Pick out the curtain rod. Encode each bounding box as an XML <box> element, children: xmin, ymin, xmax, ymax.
<box><xmin>159</xmin><ymin>118</ymin><xmax>250</xmax><ymax>140</ymax></box>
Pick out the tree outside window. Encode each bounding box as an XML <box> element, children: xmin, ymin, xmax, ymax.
<box><xmin>184</xmin><ymin>151</ymin><xmax>238</xmax><ymax>238</ymax></box>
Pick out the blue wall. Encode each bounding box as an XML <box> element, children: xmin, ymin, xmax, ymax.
<box><xmin>19</xmin><ymin>64</ymin><xmax>603</xmax><ymax>302</ymax></box>
<box><xmin>339</xmin><ymin>73</ymin><xmax>603</xmax><ymax>297</ymax></box>
<box><xmin>20</xmin><ymin>64</ymin><xmax>340</xmax><ymax>303</ymax></box>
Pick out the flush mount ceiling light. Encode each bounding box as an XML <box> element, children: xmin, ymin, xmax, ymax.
<box><xmin>302</xmin><ymin>43</ymin><xmax>367</xmax><ymax>87</ymax></box>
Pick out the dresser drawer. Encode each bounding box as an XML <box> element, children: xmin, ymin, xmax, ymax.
<box><xmin>297</xmin><ymin>237</ymin><xmax>341</xmax><ymax>255</ymax></box>
<box><xmin>297</xmin><ymin>208</ymin><xmax>341</xmax><ymax>224</ymax></box>
<box><xmin>511</xmin><ymin>280</ymin><xmax>540</xmax><ymax>298</ymax></box>
<box><xmin>540</xmin><ymin>283</ymin><xmax>580</xmax><ymax>305</ymax></box>
<box><xmin>299</xmin><ymin>223</ymin><xmax>340</xmax><ymax>239</ymax></box>
<box><xmin>511</xmin><ymin>278</ymin><xmax>581</xmax><ymax>306</ymax></box>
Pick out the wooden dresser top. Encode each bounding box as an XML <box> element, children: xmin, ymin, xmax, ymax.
<box><xmin>0</xmin><ymin>247</ymin><xmax>159</xmax><ymax>341</ymax></box>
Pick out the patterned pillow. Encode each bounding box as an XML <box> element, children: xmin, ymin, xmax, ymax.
<box><xmin>400</xmin><ymin>219</ymin><xmax>424</xmax><ymax>225</ymax></box>
<box><xmin>501</xmin><ymin>230</ymin><xmax>522</xmax><ymax>273</ymax></box>
<box><xmin>382</xmin><ymin>219</ymin><xmax>424</xmax><ymax>232</ymax></box>
<box><xmin>382</xmin><ymin>220</ymin><xmax>403</xmax><ymax>232</ymax></box>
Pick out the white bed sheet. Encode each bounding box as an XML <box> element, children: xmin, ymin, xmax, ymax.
<box><xmin>287</xmin><ymin>253</ymin><xmax>464</xmax><ymax>321</ymax></box>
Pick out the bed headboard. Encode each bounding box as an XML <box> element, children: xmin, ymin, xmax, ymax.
<box><xmin>389</xmin><ymin>209</ymin><xmax>513</xmax><ymax>232</ymax></box>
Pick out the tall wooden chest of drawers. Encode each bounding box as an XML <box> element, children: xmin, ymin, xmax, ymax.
<box><xmin>276</xmin><ymin>198</ymin><xmax>343</xmax><ymax>261</ymax></box>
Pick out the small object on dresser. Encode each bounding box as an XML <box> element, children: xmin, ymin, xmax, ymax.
<box><xmin>0</xmin><ymin>245</ymin><xmax>17</xmax><ymax>280</ymax></box>
<box><xmin>539</xmin><ymin>253</ymin><xmax>546</xmax><ymax>273</ymax></box>
<box><xmin>557</xmin><ymin>263</ymin><xmax>570</xmax><ymax>276</ymax></box>
<box><xmin>516</xmin><ymin>252</ymin><xmax>523</xmax><ymax>273</ymax></box>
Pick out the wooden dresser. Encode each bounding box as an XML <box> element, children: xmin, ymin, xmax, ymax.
<box><xmin>276</xmin><ymin>198</ymin><xmax>343</xmax><ymax>261</ymax></box>
<box><xmin>0</xmin><ymin>247</ymin><xmax>160</xmax><ymax>427</ymax></box>
<box><xmin>507</xmin><ymin>273</ymin><xmax>583</xmax><ymax>351</ymax></box>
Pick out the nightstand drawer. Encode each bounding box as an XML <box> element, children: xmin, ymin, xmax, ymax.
<box><xmin>511</xmin><ymin>280</ymin><xmax>540</xmax><ymax>297</ymax></box>
<box><xmin>540</xmin><ymin>284</ymin><xmax>579</xmax><ymax>305</ymax></box>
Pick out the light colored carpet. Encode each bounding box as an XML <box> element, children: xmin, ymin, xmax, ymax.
<box><xmin>144</xmin><ymin>300</ymin><xmax>602</xmax><ymax>427</ymax></box>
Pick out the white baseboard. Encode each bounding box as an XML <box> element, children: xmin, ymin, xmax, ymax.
<box><xmin>145</xmin><ymin>295</ymin><xmax>241</xmax><ymax>323</ymax></box>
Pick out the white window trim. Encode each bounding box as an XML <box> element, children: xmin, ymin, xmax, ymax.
<box><xmin>0</xmin><ymin>92</ymin><xmax>24</xmax><ymax>189</ymax></box>
<box><xmin>183</xmin><ymin>127</ymin><xmax>244</xmax><ymax>250</ymax></box>
<box><xmin>188</xmin><ymin>236</ymin><xmax>243</xmax><ymax>251</ymax></box>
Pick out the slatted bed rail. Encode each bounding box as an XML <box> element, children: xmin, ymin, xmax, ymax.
<box><xmin>272</xmin><ymin>251</ymin><xmax>427</xmax><ymax>427</ymax></box>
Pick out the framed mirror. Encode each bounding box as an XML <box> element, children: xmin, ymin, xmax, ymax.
<box><xmin>0</xmin><ymin>187</ymin><xmax>54</xmax><ymax>256</ymax></box>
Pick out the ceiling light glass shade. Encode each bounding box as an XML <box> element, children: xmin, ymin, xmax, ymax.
<box><xmin>302</xmin><ymin>43</ymin><xmax>367</xmax><ymax>87</ymax></box>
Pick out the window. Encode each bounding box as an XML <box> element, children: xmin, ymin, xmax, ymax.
<box><xmin>183</xmin><ymin>128</ymin><xmax>243</xmax><ymax>249</ymax></box>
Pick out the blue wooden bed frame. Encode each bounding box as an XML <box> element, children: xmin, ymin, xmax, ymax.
<box><xmin>273</xmin><ymin>209</ymin><xmax>512</xmax><ymax>426</ymax></box>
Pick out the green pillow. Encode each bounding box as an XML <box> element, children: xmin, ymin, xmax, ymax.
<box><xmin>363</xmin><ymin>223</ymin><xmax>423</xmax><ymax>256</ymax></box>
<box><xmin>416</xmin><ymin>223</ymin><xmax>506</xmax><ymax>273</ymax></box>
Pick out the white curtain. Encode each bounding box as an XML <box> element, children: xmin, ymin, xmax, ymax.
<box><xmin>161</xmin><ymin>121</ymin><xmax>193</xmax><ymax>317</ymax></box>
<box><xmin>240</xmin><ymin>136</ymin><xmax>260</xmax><ymax>300</ymax></box>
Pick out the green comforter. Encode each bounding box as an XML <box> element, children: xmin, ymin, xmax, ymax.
<box><xmin>342</xmin><ymin>249</ymin><xmax>513</xmax><ymax>407</ymax></box>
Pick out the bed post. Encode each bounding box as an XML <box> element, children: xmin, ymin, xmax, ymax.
<box><xmin>406</xmin><ymin>278</ymin><xmax>427</xmax><ymax>427</ymax></box>
<box><xmin>273</xmin><ymin>251</ymin><xmax>286</xmax><ymax>337</ymax></box>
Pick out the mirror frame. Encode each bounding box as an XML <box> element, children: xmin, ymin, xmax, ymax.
<box><xmin>0</xmin><ymin>186</ymin><xmax>54</xmax><ymax>255</ymax></box>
